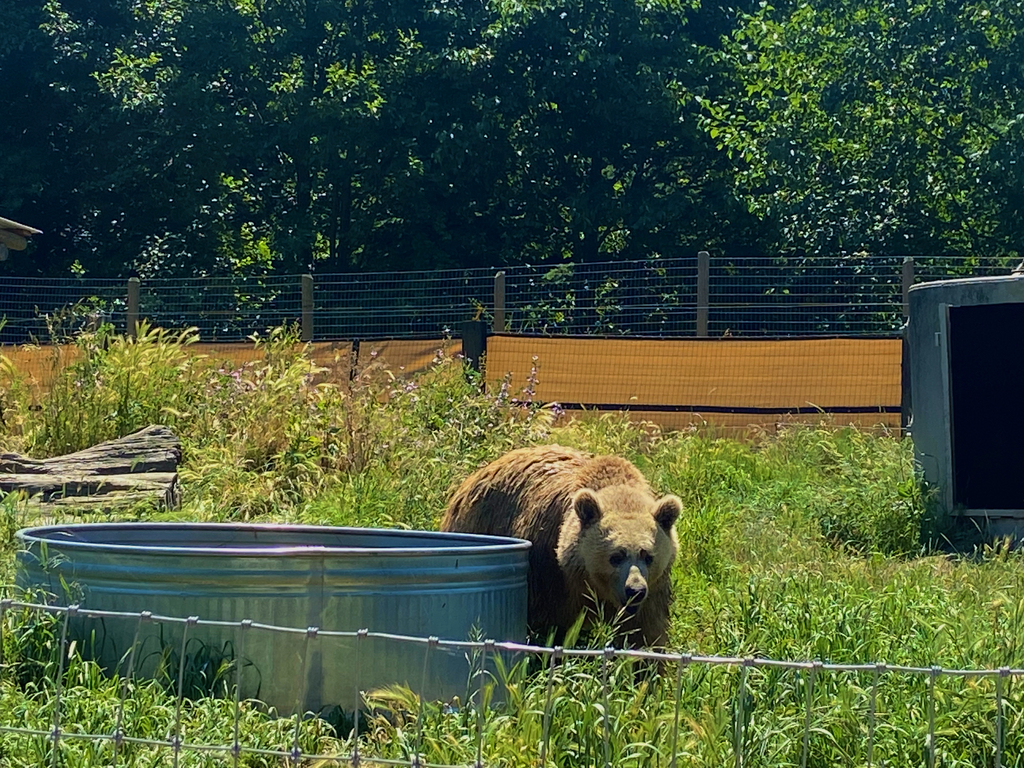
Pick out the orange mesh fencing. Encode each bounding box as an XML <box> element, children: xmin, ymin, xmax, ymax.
<box><xmin>354</xmin><ymin>339</ymin><xmax>463</xmax><ymax>379</ymax></box>
<box><xmin>1</xmin><ymin>342</ymin><xmax>357</xmax><ymax>402</ymax></box>
<box><xmin>1</xmin><ymin>335</ymin><xmax>902</xmax><ymax>435</ymax></box>
<box><xmin>483</xmin><ymin>335</ymin><xmax>902</xmax><ymax>434</ymax></box>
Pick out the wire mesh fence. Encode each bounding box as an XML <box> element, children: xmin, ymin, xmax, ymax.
<box><xmin>1</xmin><ymin>597</ymin><xmax>1021</xmax><ymax>767</ymax></box>
<box><xmin>0</xmin><ymin>277</ymin><xmax>128</xmax><ymax>344</ymax></box>
<box><xmin>708</xmin><ymin>254</ymin><xmax>1020</xmax><ymax>337</ymax></box>
<box><xmin>0</xmin><ymin>255</ymin><xmax>1019</xmax><ymax>344</ymax></box>
<box><xmin>315</xmin><ymin>268</ymin><xmax>495</xmax><ymax>339</ymax></box>
<box><xmin>710</xmin><ymin>257</ymin><xmax>903</xmax><ymax>337</ymax></box>
<box><xmin>139</xmin><ymin>275</ymin><xmax>304</xmax><ymax>341</ymax></box>
<box><xmin>501</xmin><ymin>259</ymin><xmax>698</xmax><ymax>336</ymax></box>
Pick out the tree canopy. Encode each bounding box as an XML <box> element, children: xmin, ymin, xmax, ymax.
<box><xmin>0</xmin><ymin>0</ymin><xmax>1020</xmax><ymax>277</ymax></box>
<box><xmin>703</xmin><ymin>0</ymin><xmax>1024</xmax><ymax>258</ymax></box>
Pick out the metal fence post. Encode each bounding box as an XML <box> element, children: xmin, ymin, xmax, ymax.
<box><xmin>900</xmin><ymin>257</ymin><xmax>915</xmax><ymax>433</ymax></box>
<box><xmin>462</xmin><ymin>320</ymin><xmax>488</xmax><ymax>376</ymax></box>
<box><xmin>301</xmin><ymin>274</ymin><xmax>314</xmax><ymax>342</ymax></box>
<box><xmin>901</xmin><ymin>323</ymin><xmax>913</xmax><ymax>434</ymax></box>
<box><xmin>493</xmin><ymin>271</ymin><xmax>506</xmax><ymax>333</ymax></box>
<box><xmin>696</xmin><ymin>250</ymin><xmax>710</xmax><ymax>337</ymax></box>
<box><xmin>127</xmin><ymin>277</ymin><xmax>140</xmax><ymax>338</ymax></box>
<box><xmin>902</xmin><ymin>256</ymin><xmax>915</xmax><ymax>318</ymax></box>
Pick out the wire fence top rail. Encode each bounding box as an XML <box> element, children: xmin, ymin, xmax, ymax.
<box><xmin>1</xmin><ymin>599</ymin><xmax>1020</xmax><ymax>677</ymax></box>
<box><xmin>0</xmin><ymin>596</ymin><xmax>1019</xmax><ymax>767</ymax></box>
<box><xmin>0</xmin><ymin>254</ymin><xmax>1019</xmax><ymax>343</ymax></box>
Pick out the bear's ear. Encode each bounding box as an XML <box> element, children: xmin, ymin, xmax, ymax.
<box><xmin>654</xmin><ymin>495</ymin><xmax>682</xmax><ymax>531</ymax></box>
<box><xmin>573</xmin><ymin>489</ymin><xmax>602</xmax><ymax>528</ymax></box>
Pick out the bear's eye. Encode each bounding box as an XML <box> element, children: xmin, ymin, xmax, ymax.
<box><xmin>641</xmin><ymin>551</ymin><xmax>654</xmax><ymax>566</ymax></box>
<box><xmin>609</xmin><ymin>550</ymin><xmax>627</xmax><ymax>567</ymax></box>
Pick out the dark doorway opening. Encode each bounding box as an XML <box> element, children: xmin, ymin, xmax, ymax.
<box><xmin>948</xmin><ymin>302</ymin><xmax>1024</xmax><ymax>510</ymax></box>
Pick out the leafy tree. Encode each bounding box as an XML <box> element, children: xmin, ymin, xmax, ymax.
<box><xmin>1</xmin><ymin>0</ymin><xmax>252</xmax><ymax>276</ymax></box>
<box><xmin>6</xmin><ymin>0</ymin><xmax>767</xmax><ymax>276</ymax></box>
<box><xmin>702</xmin><ymin>0</ymin><xmax>1024</xmax><ymax>259</ymax></box>
<box><xmin>0</xmin><ymin>0</ymin><xmax>109</xmax><ymax>276</ymax></box>
<box><xmin>0</xmin><ymin>0</ymin><xmax>462</xmax><ymax>275</ymax></box>
<box><xmin>478</xmin><ymin>0</ymin><xmax>757</xmax><ymax>264</ymax></box>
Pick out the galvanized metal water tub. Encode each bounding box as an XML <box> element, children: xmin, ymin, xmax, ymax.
<box><xmin>15</xmin><ymin>522</ymin><xmax>531</xmax><ymax>715</ymax></box>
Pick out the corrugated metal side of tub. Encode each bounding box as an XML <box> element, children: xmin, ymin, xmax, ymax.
<box><xmin>14</xmin><ymin>522</ymin><xmax>531</xmax><ymax>715</ymax></box>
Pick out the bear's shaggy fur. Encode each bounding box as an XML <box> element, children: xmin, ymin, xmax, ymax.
<box><xmin>440</xmin><ymin>445</ymin><xmax>682</xmax><ymax>648</ymax></box>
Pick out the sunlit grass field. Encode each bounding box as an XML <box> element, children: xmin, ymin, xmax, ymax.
<box><xmin>1</xmin><ymin>324</ymin><xmax>1022</xmax><ymax>767</ymax></box>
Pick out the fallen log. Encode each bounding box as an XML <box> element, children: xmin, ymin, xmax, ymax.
<box><xmin>0</xmin><ymin>425</ymin><xmax>182</xmax><ymax>513</ymax></box>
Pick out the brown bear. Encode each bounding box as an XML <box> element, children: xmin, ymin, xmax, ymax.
<box><xmin>440</xmin><ymin>445</ymin><xmax>681</xmax><ymax>648</ymax></box>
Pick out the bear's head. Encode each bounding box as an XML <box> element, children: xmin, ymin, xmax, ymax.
<box><xmin>570</xmin><ymin>485</ymin><xmax>682</xmax><ymax>617</ymax></box>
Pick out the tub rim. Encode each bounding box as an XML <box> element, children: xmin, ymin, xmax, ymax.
<box><xmin>15</xmin><ymin>522</ymin><xmax>532</xmax><ymax>559</ymax></box>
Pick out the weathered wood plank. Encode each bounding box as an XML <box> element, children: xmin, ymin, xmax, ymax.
<box><xmin>0</xmin><ymin>425</ymin><xmax>181</xmax><ymax>475</ymax></box>
<box><xmin>0</xmin><ymin>425</ymin><xmax>182</xmax><ymax>512</ymax></box>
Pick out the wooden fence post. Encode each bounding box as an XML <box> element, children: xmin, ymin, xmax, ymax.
<box><xmin>127</xmin><ymin>277</ymin><xmax>140</xmax><ymax>338</ymax></box>
<box><xmin>696</xmin><ymin>250</ymin><xmax>710</xmax><ymax>337</ymax></box>
<box><xmin>493</xmin><ymin>271</ymin><xmax>506</xmax><ymax>333</ymax></box>
<box><xmin>301</xmin><ymin>273</ymin><xmax>314</xmax><ymax>342</ymax></box>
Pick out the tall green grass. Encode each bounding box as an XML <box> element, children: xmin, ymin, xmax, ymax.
<box><xmin>0</xmin><ymin>324</ymin><xmax>1022</xmax><ymax>766</ymax></box>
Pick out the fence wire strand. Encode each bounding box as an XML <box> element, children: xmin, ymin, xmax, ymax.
<box><xmin>927</xmin><ymin>666</ymin><xmax>939</xmax><ymax>768</ymax></box>
<box><xmin>538</xmin><ymin>646</ymin><xmax>561</xmax><ymax>768</ymax></box>
<box><xmin>415</xmin><ymin>636</ymin><xmax>438</xmax><ymax>768</ymax></box>
<box><xmin>867</xmin><ymin>662</ymin><xmax>883</xmax><ymax>768</ymax></box>
<box><xmin>232</xmin><ymin>619</ymin><xmax>250</xmax><ymax>767</ymax></box>
<box><xmin>50</xmin><ymin>605</ymin><xmax>72</xmax><ymax>768</ymax></box>
<box><xmin>735</xmin><ymin>660</ymin><xmax>750</xmax><ymax>768</ymax></box>
<box><xmin>997</xmin><ymin>666</ymin><xmax>1007</xmax><ymax>768</ymax></box>
<box><xmin>113</xmin><ymin>611</ymin><xmax>147</xmax><ymax>766</ymax></box>
<box><xmin>801</xmin><ymin>662</ymin><xmax>819</xmax><ymax>768</ymax></box>
<box><xmin>354</xmin><ymin>627</ymin><xmax>367</xmax><ymax>767</ymax></box>
<box><xmin>293</xmin><ymin>627</ymin><xmax>318</xmax><ymax>765</ymax></box>
<box><xmin>1</xmin><ymin>598</ymin><xmax>1023</xmax><ymax>766</ymax></box>
<box><xmin>0</xmin><ymin>255</ymin><xmax>1017</xmax><ymax>344</ymax></box>
<box><xmin>668</xmin><ymin>653</ymin><xmax>689</xmax><ymax>768</ymax></box>
<box><xmin>476</xmin><ymin>640</ymin><xmax>493</xmax><ymax>768</ymax></box>
<box><xmin>601</xmin><ymin>646</ymin><xmax>613</xmax><ymax>768</ymax></box>
<box><xmin>172</xmin><ymin>616</ymin><xmax>199</xmax><ymax>767</ymax></box>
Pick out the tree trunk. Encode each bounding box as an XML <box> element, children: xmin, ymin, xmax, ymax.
<box><xmin>0</xmin><ymin>425</ymin><xmax>182</xmax><ymax>514</ymax></box>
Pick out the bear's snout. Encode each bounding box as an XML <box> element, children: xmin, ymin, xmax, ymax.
<box><xmin>623</xmin><ymin>582</ymin><xmax>648</xmax><ymax>615</ymax></box>
<box><xmin>625</xmin><ymin>584</ymin><xmax>647</xmax><ymax>602</ymax></box>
